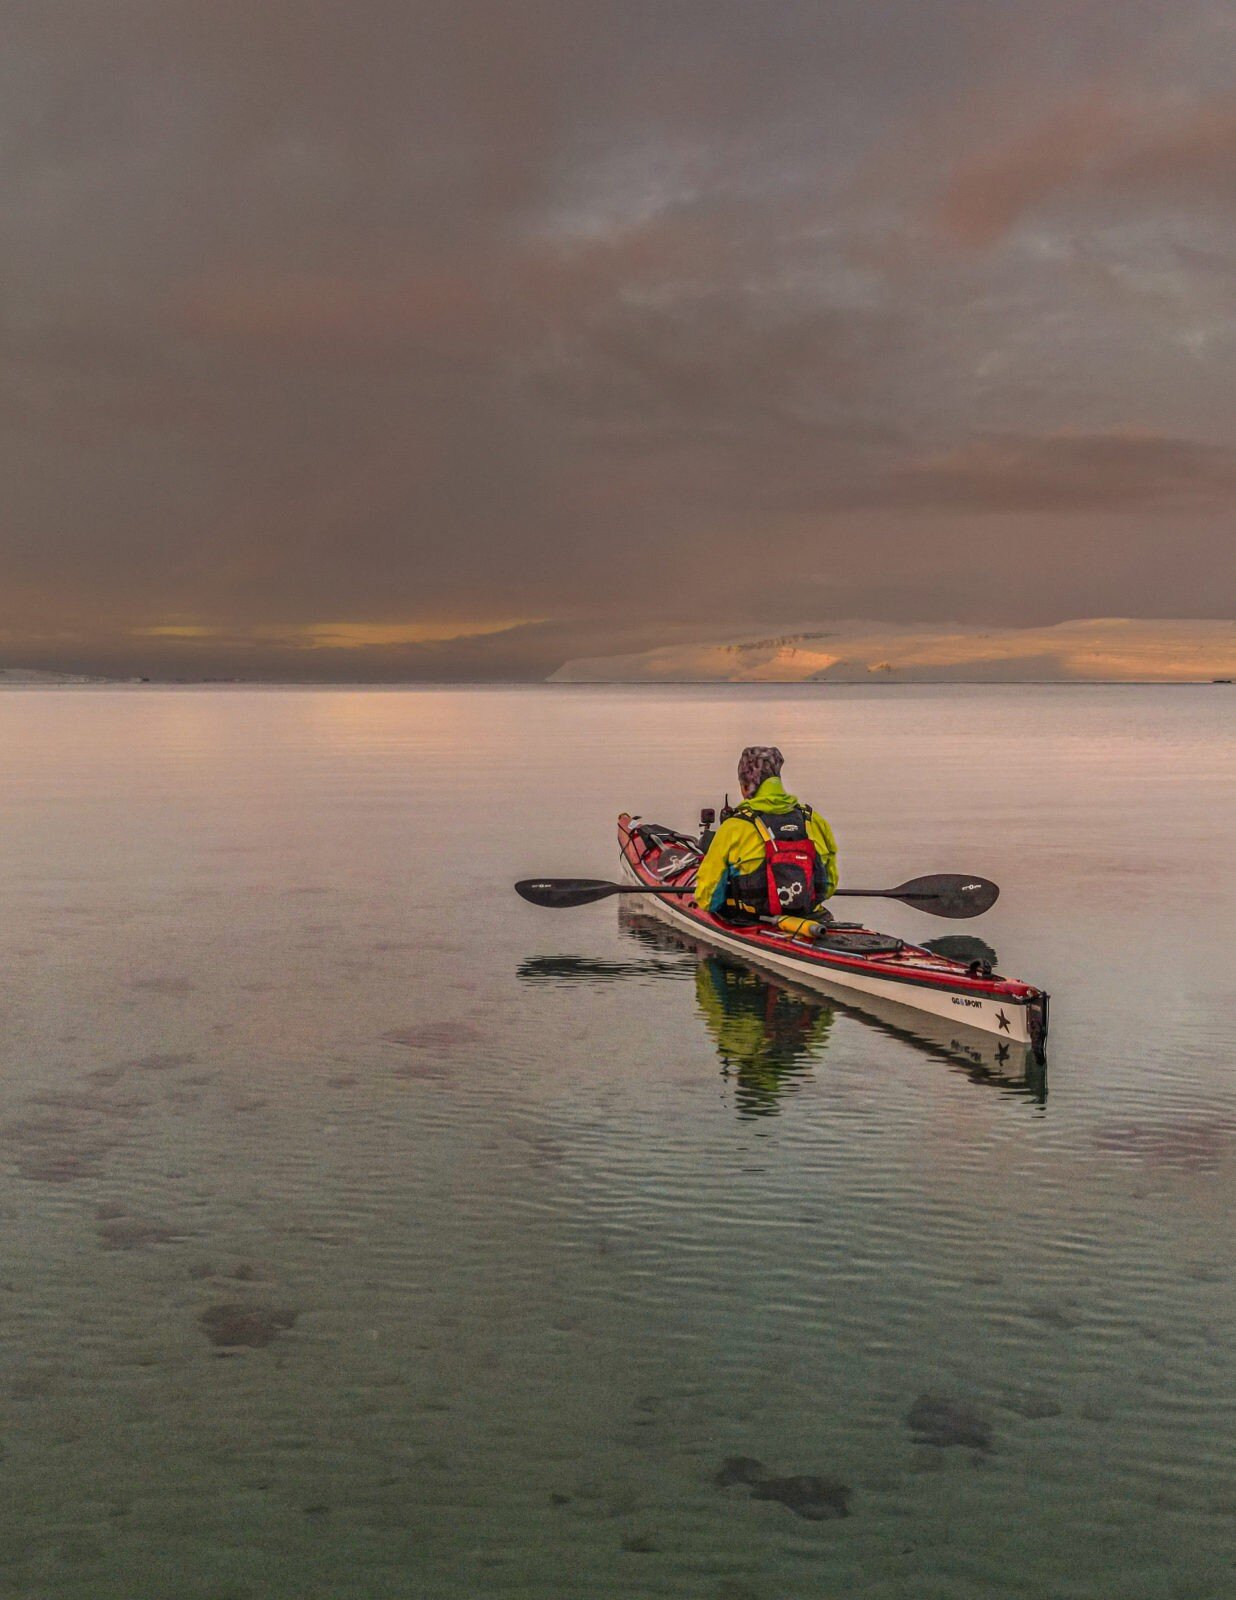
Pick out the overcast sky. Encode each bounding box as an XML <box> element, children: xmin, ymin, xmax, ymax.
<box><xmin>5</xmin><ymin>0</ymin><xmax>1235</xmax><ymax>677</ymax></box>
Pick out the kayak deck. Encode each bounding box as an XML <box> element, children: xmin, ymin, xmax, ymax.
<box><xmin>618</xmin><ymin>813</ymin><xmax>1049</xmax><ymax>1062</ymax></box>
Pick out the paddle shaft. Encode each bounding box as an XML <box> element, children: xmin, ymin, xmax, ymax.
<box><xmin>624</xmin><ymin>886</ymin><xmax>957</xmax><ymax>901</ymax></box>
<box><xmin>610</xmin><ymin>885</ymin><xmax>691</xmax><ymax>895</ymax></box>
<box><xmin>835</xmin><ymin>888</ymin><xmax>938</xmax><ymax>900</ymax></box>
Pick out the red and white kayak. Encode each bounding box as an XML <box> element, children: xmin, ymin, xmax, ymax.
<box><xmin>618</xmin><ymin>814</ymin><xmax>1049</xmax><ymax>1063</ymax></box>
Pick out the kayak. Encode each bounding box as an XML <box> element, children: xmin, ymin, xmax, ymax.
<box><xmin>618</xmin><ymin>813</ymin><xmax>1050</xmax><ymax>1063</ymax></box>
<box><xmin>618</xmin><ymin>906</ymin><xmax>1047</xmax><ymax>1098</ymax></box>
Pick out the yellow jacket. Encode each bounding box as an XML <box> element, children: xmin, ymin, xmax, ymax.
<box><xmin>694</xmin><ymin>776</ymin><xmax>838</xmax><ymax>913</ymax></box>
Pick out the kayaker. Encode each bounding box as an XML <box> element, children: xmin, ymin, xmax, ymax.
<box><xmin>693</xmin><ymin>746</ymin><xmax>838</xmax><ymax>923</ymax></box>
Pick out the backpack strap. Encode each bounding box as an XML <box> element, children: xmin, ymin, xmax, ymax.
<box><xmin>732</xmin><ymin>805</ymin><xmax>773</xmax><ymax>843</ymax></box>
<box><xmin>734</xmin><ymin>804</ymin><xmax>812</xmax><ymax>838</ymax></box>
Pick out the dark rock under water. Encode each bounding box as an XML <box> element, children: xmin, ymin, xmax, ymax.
<box><xmin>906</xmin><ymin>1393</ymin><xmax>995</xmax><ymax>1451</ymax></box>
<box><xmin>713</xmin><ymin>1456</ymin><xmax>850</xmax><ymax>1518</ymax></box>
<box><xmin>714</xmin><ymin>1456</ymin><xmax>766</xmax><ymax>1487</ymax></box>
<box><xmin>198</xmin><ymin>1303</ymin><xmax>298</xmax><ymax>1348</ymax></box>
<box><xmin>130</xmin><ymin>1052</ymin><xmax>198</xmax><ymax>1073</ymax></box>
<box><xmin>98</xmin><ymin>1219</ymin><xmax>184</xmax><ymax>1251</ymax></box>
<box><xmin>750</xmin><ymin>1475</ymin><xmax>851</xmax><ymax>1519</ymax></box>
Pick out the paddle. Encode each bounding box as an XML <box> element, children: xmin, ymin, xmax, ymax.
<box><xmin>515</xmin><ymin>878</ymin><xmax>692</xmax><ymax>909</ymax></box>
<box><xmin>515</xmin><ymin>873</ymin><xmax>999</xmax><ymax>918</ymax></box>
<box><xmin>836</xmin><ymin>874</ymin><xmax>999</xmax><ymax>919</ymax></box>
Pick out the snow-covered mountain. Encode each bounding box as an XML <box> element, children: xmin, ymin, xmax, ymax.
<box><xmin>551</xmin><ymin>619</ymin><xmax>1236</xmax><ymax>683</ymax></box>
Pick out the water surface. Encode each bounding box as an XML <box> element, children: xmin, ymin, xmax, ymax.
<box><xmin>0</xmin><ymin>684</ymin><xmax>1233</xmax><ymax>1598</ymax></box>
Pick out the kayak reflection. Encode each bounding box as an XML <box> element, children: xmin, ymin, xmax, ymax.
<box><xmin>516</xmin><ymin>912</ymin><xmax>1045</xmax><ymax>1108</ymax></box>
<box><xmin>620</xmin><ymin>909</ymin><xmax>1047</xmax><ymax>1106</ymax></box>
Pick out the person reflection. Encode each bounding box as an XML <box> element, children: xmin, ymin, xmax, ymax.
<box><xmin>693</xmin><ymin>957</ymin><xmax>833</xmax><ymax>1117</ymax></box>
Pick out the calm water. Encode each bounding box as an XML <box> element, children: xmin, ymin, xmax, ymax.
<box><xmin>0</xmin><ymin>684</ymin><xmax>1233</xmax><ymax>1599</ymax></box>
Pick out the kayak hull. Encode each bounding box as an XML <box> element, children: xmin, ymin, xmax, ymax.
<box><xmin>618</xmin><ymin>814</ymin><xmax>1049</xmax><ymax>1062</ymax></box>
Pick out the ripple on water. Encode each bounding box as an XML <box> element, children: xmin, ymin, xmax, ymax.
<box><xmin>128</xmin><ymin>976</ymin><xmax>197</xmax><ymax>996</ymax></box>
<box><xmin>1093</xmin><ymin>1114</ymin><xmax>1236</xmax><ymax>1171</ymax></box>
<box><xmin>381</xmin><ymin>1021</ymin><xmax>483</xmax><ymax>1052</ymax></box>
<box><xmin>2</xmin><ymin>1111</ymin><xmax>125</xmax><ymax>1183</ymax></box>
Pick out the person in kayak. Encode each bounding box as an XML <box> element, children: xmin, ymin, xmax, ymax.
<box><xmin>693</xmin><ymin>746</ymin><xmax>838</xmax><ymax>924</ymax></box>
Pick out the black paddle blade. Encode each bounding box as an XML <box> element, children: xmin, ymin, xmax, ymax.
<box><xmin>891</xmin><ymin>874</ymin><xmax>1000</xmax><ymax>919</ymax></box>
<box><xmin>515</xmin><ymin>878</ymin><xmax>620</xmax><ymax>909</ymax></box>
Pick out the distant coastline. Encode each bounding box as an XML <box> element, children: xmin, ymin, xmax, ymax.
<box><xmin>0</xmin><ymin>667</ymin><xmax>109</xmax><ymax>685</ymax></box>
<box><xmin>4</xmin><ymin>617</ymin><xmax>1233</xmax><ymax>687</ymax></box>
<box><xmin>2</xmin><ymin>677</ymin><xmax>1233</xmax><ymax>691</ymax></box>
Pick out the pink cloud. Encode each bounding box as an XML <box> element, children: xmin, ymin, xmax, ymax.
<box><xmin>1106</xmin><ymin>95</ymin><xmax>1236</xmax><ymax>199</ymax></box>
<box><xmin>933</xmin><ymin>92</ymin><xmax>1236</xmax><ymax>248</ymax></box>
<box><xmin>935</xmin><ymin>95</ymin><xmax>1132</xmax><ymax>248</ymax></box>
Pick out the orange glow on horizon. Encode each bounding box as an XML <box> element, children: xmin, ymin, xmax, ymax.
<box><xmin>133</xmin><ymin>618</ymin><xmax>539</xmax><ymax>650</ymax></box>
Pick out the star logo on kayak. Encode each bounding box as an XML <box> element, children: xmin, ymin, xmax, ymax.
<box><xmin>996</xmin><ymin>1009</ymin><xmax>1011</xmax><ymax>1033</ymax></box>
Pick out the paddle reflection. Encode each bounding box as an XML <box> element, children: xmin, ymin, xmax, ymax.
<box><xmin>516</xmin><ymin>953</ymin><xmax>695</xmax><ymax>985</ymax></box>
<box><xmin>922</xmin><ymin>934</ymin><xmax>1000</xmax><ymax>967</ymax></box>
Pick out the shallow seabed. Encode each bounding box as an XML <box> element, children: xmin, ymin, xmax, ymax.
<box><xmin>0</xmin><ymin>684</ymin><xmax>1233</xmax><ymax>1599</ymax></box>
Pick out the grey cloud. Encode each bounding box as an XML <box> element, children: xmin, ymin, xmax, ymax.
<box><xmin>2</xmin><ymin>0</ymin><xmax>1234</xmax><ymax>677</ymax></box>
<box><xmin>881</xmin><ymin>431</ymin><xmax>1236</xmax><ymax>512</ymax></box>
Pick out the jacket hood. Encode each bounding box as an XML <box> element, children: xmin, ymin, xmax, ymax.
<box><xmin>741</xmin><ymin>777</ymin><xmax>802</xmax><ymax>814</ymax></box>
